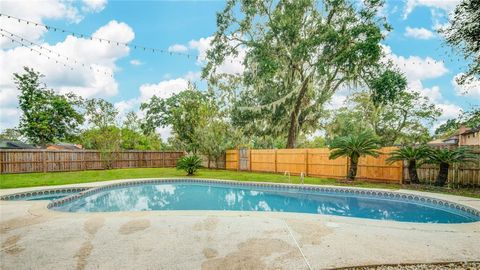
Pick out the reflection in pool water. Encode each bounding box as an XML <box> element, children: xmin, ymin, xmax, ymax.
<box><xmin>53</xmin><ymin>183</ymin><xmax>479</xmax><ymax>224</ymax></box>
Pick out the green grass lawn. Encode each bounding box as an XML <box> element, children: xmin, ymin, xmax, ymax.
<box><xmin>1</xmin><ymin>168</ymin><xmax>478</xmax><ymax>198</ymax></box>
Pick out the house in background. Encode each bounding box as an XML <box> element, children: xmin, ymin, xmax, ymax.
<box><xmin>0</xmin><ymin>140</ymin><xmax>36</xmax><ymax>149</ymax></box>
<box><xmin>45</xmin><ymin>143</ymin><xmax>83</xmax><ymax>150</ymax></box>
<box><xmin>429</xmin><ymin>125</ymin><xmax>480</xmax><ymax>147</ymax></box>
<box><xmin>458</xmin><ymin>126</ymin><xmax>480</xmax><ymax>146</ymax></box>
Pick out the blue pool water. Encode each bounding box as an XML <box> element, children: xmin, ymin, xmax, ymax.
<box><xmin>53</xmin><ymin>182</ymin><xmax>479</xmax><ymax>223</ymax></box>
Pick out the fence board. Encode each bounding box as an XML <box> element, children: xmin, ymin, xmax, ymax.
<box><xmin>250</xmin><ymin>149</ymin><xmax>276</xmax><ymax>173</ymax></box>
<box><xmin>225</xmin><ymin>150</ymin><xmax>238</xmax><ymax>170</ymax></box>
<box><xmin>0</xmin><ymin>150</ymin><xmax>184</xmax><ymax>174</ymax></box>
<box><xmin>357</xmin><ymin>147</ymin><xmax>403</xmax><ymax>183</ymax></box>
<box><xmin>307</xmin><ymin>148</ymin><xmax>347</xmax><ymax>179</ymax></box>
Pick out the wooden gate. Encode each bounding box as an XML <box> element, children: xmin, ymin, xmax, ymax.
<box><xmin>239</xmin><ymin>148</ymin><xmax>249</xmax><ymax>171</ymax></box>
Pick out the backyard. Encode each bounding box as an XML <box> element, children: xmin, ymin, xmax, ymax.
<box><xmin>1</xmin><ymin>168</ymin><xmax>479</xmax><ymax>198</ymax></box>
<box><xmin>1</xmin><ymin>0</ymin><xmax>480</xmax><ymax>269</ymax></box>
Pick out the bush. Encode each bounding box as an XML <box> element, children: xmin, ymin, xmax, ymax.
<box><xmin>176</xmin><ymin>155</ymin><xmax>202</xmax><ymax>176</ymax></box>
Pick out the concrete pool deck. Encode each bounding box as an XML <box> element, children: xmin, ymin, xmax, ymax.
<box><xmin>1</xmin><ymin>178</ymin><xmax>479</xmax><ymax>270</ymax></box>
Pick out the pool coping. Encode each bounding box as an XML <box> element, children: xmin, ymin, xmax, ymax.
<box><xmin>9</xmin><ymin>177</ymin><xmax>473</xmax><ymax>220</ymax></box>
<box><xmin>0</xmin><ymin>186</ymin><xmax>90</xmax><ymax>201</ymax></box>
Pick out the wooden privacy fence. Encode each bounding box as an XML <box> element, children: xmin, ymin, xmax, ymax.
<box><xmin>414</xmin><ymin>164</ymin><xmax>480</xmax><ymax>187</ymax></box>
<box><xmin>0</xmin><ymin>150</ymin><xmax>184</xmax><ymax>174</ymax></box>
<box><xmin>226</xmin><ymin>147</ymin><xmax>403</xmax><ymax>183</ymax></box>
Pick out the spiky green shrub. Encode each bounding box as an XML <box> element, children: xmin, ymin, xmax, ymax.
<box><xmin>176</xmin><ymin>155</ymin><xmax>203</xmax><ymax>176</ymax></box>
<box><xmin>425</xmin><ymin>147</ymin><xmax>478</xmax><ymax>187</ymax></box>
<box><xmin>387</xmin><ymin>145</ymin><xmax>429</xmax><ymax>184</ymax></box>
<box><xmin>329</xmin><ymin>132</ymin><xmax>381</xmax><ymax>181</ymax></box>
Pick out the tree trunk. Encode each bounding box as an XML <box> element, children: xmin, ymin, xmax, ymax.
<box><xmin>286</xmin><ymin>77</ymin><xmax>310</xmax><ymax>149</ymax></box>
<box><xmin>208</xmin><ymin>158</ymin><xmax>211</xmax><ymax>169</ymax></box>
<box><xmin>408</xmin><ymin>160</ymin><xmax>419</xmax><ymax>184</ymax></box>
<box><xmin>435</xmin><ymin>162</ymin><xmax>449</xmax><ymax>187</ymax></box>
<box><xmin>347</xmin><ymin>158</ymin><xmax>358</xmax><ymax>181</ymax></box>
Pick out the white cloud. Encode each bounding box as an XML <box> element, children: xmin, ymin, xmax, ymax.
<box><xmin>452</xmin><ymin>74</ymin><xmax>480</xmax><ymax>98</ymax></box>
<box><xmin>82</xmin><ymin>0</ymin><xmax>107</xmax><ymax>12</ymax></box>
<box><xmin>382</xmin><ymin>45</ymin><xmax>448</xmax><ymax>82</ymax></box>
<box><xmin>381</xmin><ymin>45</ymin><xmax>462</xmax><ymax>122</ymax></box>
<box><xmin>407</xmin><ymin>81</ymin><xmax>442</xmax><ymax>102</ymax></box>
<box><xmin>169</xmin><ymin>36</ymin><xmax>246</xmax><ymax>76</ymax></box>
<box><xmin>404</xmin><ymin>27</ymin><xmax>435</xmax><ymax>39</ymax></box>
<box><xmin>0</xmin><ymin>0</ymin><xmax>107</xmax><ymax>48</ymax></box>
<box><xmin>0</xmin><ymin>20</ymin><xmax>134</xmax><ymax>130</ymax></box>
<box><xmin>130</xmin><ymin>59</ymin><xmax>143</xmax><ymax>66</ymax></box>
<box><xmin>0</xmin><ymin>107</ymin><xmax>21</xmax><ymax>130</ymax></box>
<box><xmin>183</xmin><ymin>71</ymin><xmax>200</xmax><ymax>81</ymax></box>
<box><xmin>188</xmin><ymin>36</ymin><xmax>246</xmax><ymax>75</ymax></box>
<box><xmin>403</xmin><ymin>0</ymin><xmax>460</xmax><ymax>19</ymax></box>
<box><xmin>139</xmin><ymin>78</ymin><xmax>189</xmax><ymax>102</ymax></box>
<box><xmin>168</xmin><ymin>44</ymin><xmax>188</xmax><ymax>53</ymax></box>
<box><xmin>436</xmin><ymin>103</ymin><xmax>462</xmax><ymax>119</ymax></box>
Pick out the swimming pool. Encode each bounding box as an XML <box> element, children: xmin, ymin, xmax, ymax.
<box><xmin>48</xmin><ymin>179</ymin><xmax>480</xmax><ymax>224</ymax></box>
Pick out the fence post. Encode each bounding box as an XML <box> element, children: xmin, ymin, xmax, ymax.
<box><xmin>42</xmin><ymin>150</ymin><xmax>47</xmax><ymax>173</ymax></box>
<box><xmin>249</xmin><ymin>149</ymin><xmax>252</xmax><ymax>171</ymax></box>
<box><xmin>81</xmin><ymin>151</ymin><xmax>85</xmax><ymax>171</ymax></box>
<box><xmin>274</xmin><ymin>149</ymin><xmax>277</xmax><ymax>173</ymax></box>
<box><xmin>305</xmin><ymin>149</ymin><xmax>308</xmax><ymax>176</ymax></box>
<box><xmin>0</xmin><ymin>151</ymin><xmax>3</xmax><ymax>174</ymax></box>
<box><xmin>237</xmin><ymin>149</ymin><xmax>240</xmax><ymax>171</ymax></box>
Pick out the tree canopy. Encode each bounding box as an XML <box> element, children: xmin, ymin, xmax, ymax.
<box><xmin>435</xmin><ymin>107</ymin><xmax>480</xmax><ymax>137</ymax></box>
<box><xmin>141</xmin><ymin>85</ymin><xmax>217</xmax><ymax>153</ymax></box>
<box><xmin>326</xmin><ymin>91</ymin><xmax>440</xmax><ymax>145</ymax></box>
<box><xmin>14</xmin><ymin>67</ymin><xmax>84</xmax><ymax>146</ymax></box>
<box><xmin>203</xmin><ymin>0</ymin><xmax>393</xmax><ymax>148</ymax></box>
<box><xmin>439</xmin><ymin>0</ymin><xmax>479</xmax><ymax>85</ymax></box>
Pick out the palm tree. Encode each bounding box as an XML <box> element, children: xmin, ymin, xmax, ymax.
<box><xmin>329</xmin><ymin>132</ymin><xmax>381</xmax><ymax>181</ymax></box>
<box><xmin>426</xmin><ymin>147</ymin><xmax>478</xmax><ymax>187</ymax></box>
<box><xmin>387</xmin><ymin>145</ymin><xmax>429</xmax><ymax>184</ymax></box>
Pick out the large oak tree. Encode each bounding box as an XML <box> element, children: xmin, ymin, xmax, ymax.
<box><xmin>203</xmin><ymin>0</ymin><xmax>392</xmax><ymax>148</ymax></box>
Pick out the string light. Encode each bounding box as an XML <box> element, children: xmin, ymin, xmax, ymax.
<box><xmin>0</xmin><ymin>12</ymin><xmax>249</xmax><ymax>65</ymax></box>
<box><xmin>4</xmin><ymin>13</ymin><xmax>451</xmax><ymax>69</ymax></box>
<box><xmin>0</xmin><ymin>31</ymin><xmax>113</xmax><ymax>77</ymax></box>
<box><xmin>0</xmin><ymin>28</ymin><xmax>83</xmax><ymax>65</ymax></box>
<box><xmin>1</xmin><ymin>33</ymin><xmax>74</xmax><ymax>71</ymax></box>
<box><xmin>1</xmin><ymin>13</ymin><xmax>193</xmax><ymax>58</ymax></box>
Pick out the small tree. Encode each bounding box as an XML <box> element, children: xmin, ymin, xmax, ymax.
<box><xmin>387</xmin><ymin>145</ymin><xmax>429</xmax><ymax>184</ymax></box>
<box><xmin>329</xmin><ymin>132</ymin><xmax>380</xmax><ymax>181</ymax></box>
<box><xmin>197</xmin><ymin>120</ymin><xmax>233</xmax><ymax>168</ymax></box>
<box><xmin>141</xmin><ymin>85</ymin><xmax>217</xmax><ymax>154</ymax></box>
<box><xmin>426</xmin><ymin>147</ymin><xmax>478</xmax><ymax>187</ymax></box>
<box><xmin>81</xmin><ymin>98</ymin><xmax>120</xmax><ymax>169</ymax></box>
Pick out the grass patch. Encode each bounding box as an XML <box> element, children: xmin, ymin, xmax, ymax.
<box><xmin>0</xmin><ymin>168</ymin><xmax>478</xmax><ymax>198</ymax></box>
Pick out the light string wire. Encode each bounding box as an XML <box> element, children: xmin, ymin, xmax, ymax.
<box><xmin>0</xmin><ymin>28</ymin><xmax>113</xmax><ymax>77</ymax></box>
<box><xmin>0</xmin><ymin>12</ymin><xmax>196</xmax><ymax>58</ymax></box>
<box><xmin>0</xmin><ymin>12</ymin><xmax>452</xmax><ymax>70</ymax></box>
<box><xmin>1</xmin><ymin>32</ymin><xmax>77</xmax><ymax>72</ymax></box>
<box><xmin>0</xmin><ymin>12</ymin><xmax>246</xmax><ymax>65</ymax></box>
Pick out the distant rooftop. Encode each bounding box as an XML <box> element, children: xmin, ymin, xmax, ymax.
<box><xmin>0</xmin><ymin>140</ymin><xmax>36</xmax><ymax>149</ymax></box>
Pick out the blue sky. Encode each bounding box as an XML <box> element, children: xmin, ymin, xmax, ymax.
<box><xmin>0</xmin><ymin>0</ymin><xmax>479</xmax><ymax>138</ymax></box>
